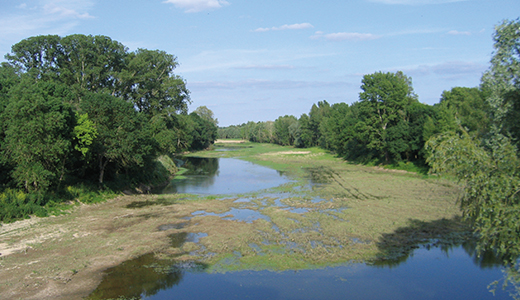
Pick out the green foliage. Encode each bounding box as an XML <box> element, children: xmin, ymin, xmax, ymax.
<box><xmin>80</xmin><ymin>92</ymin><xmax>155</xmax><ymax>184</ymax></box>
<box><xmin>426</xmin><ymin>132</ymin><xmax>520</xmax><ymax>260</ymax></box>
<box><xmin>439</xmin><ymin>87</ymin><xmax>489</xmax><ymax>136</ymax></box>
<box><xmin>273</xmin><ymin>115</ymin><xmax>298</xmax><ymax>146</ymax></box>
<box><xmin>2</xmin><ymin>79</ymin><xmax>75</xmax><ymax>192</ymax></box>
<box><xmin>481</xmin><ymin>19</ymin><xmax>520</xmax><ymax>150</ymax></box>
<box><xmin>0</xmin><ymin>189</ymin><xmax>48</xmax><ymax>222</ymax></box>
<box><xmin>357</xmin><ymin>71</ymin><xmax>417</xmax><ymax>162</ymax></box>
<box><xmin>187</xmin><ymin>109</ymin><xmax>218</xmax><ymax>151</ymax></box>
<box><xmin>122</xmin><ymin>48</ymin><xmax>190</xmax><ymax>116</ymax></box>
<box><xmin>0</xmin><ymin>34</ymin><xmax>202</xmax><ymax>223</ymax></box>
<box><xmin>73</xmin><ymin>112</ymin><xmax>98</xmax><ymax>156</ymax></box>
<box><xmin>193</xmin><ymin>105</ymin><xmax>218</xmax><ymax>126</ymax></box>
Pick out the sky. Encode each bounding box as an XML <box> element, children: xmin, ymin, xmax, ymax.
<box><xmin>1</xmin><ymin>0</ymin><xmax>519</xmax><ymax>126</ymax></box>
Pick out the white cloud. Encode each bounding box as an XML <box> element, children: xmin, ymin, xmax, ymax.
<box><xmin>234</xmin><ymin>64</ymin><xmax>295</xmax><ymax>70</ymax></box>
<box><xmin>44</xmin><ymin>4</ymin><xmax>94</xmax><ymax>19</ymax></box>
<box><xmin>254</xmin><ymin>23</ymin><xmax>314</xmax><ymax>32</ymax></box>
<box><xmin>447</xmin><ymin>30</ymin><xmax>471</xmax><ymax>35</ymax></box>
<box><xmin>163</xmin><ymin>0</ymin><xmax>230</xmax><ymax>13</ymax></box>
<box><xmin>311</xmin><ymin>31</ymin><xmax>382</xmax><ymax>41</ymax></box>
<box><xmin>0</xmin><ymin>0</ymin><xmax>95</xmax><ymax>57</ymax></box>
<box><xmin>367</xmin><ymin>0</ymin><xmax>468</xmax><ymax>4</ymax></box>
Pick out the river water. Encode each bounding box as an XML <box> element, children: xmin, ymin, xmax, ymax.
<box><xmin>90</xmin><ymin>157</ymin><xmax>516</xmax><ymax>299</ymax></box>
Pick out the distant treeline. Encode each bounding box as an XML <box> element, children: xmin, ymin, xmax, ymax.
<box><xmin>219</xmin><ymin>75</ymin><xmax>490</xmax><ymax>167</ymax></box>
<box><xmin>221</xmin><ymin>19</ymin><xmax>520</xmax><ymax>263</ymax></box>
<box><xmin>0</xmin><ymin>34</ymin><xmax>217</xmax><ymax>221</ymax></box>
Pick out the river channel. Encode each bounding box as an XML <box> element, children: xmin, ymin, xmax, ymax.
<box><xmin>89</xmin><ymin>157</ymin><xmax>515</xmax><ymax>299</ymax></box>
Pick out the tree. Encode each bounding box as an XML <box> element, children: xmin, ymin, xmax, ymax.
<box><xmin>188</xmin><ymin>112</ymin><xmax>218</xmax><ymax>150</ymax></box>
<box><xmin>426</xmin><ymin>19</ymin><xmax>520</xmax><ymax>260</ymax></box>
<box><xmin>358</xmin><ymin>71</ymin><xmax>417</xmax><ymax>162</ymax></box>
<box><xmin>122</xmin><ymin>49</ymin><xmax>190</xmax><ymax>117</ymax></box>
<box><xmin>193</xmin><ymin>106</ymin><xmax>218</xmax><ymax>126</ymax></box>
<box><xmin>0</xmin><ymin>63</ymin><xmax>20</xmax><ymax>184</ymax></box>
<box><xmin>426</xmin><ymin>132</ymin><xmax>520</xmax><ymax>259</ymax></box>
<box><xmin>439</xmin><ymin>87</ymin><xmax>489</xmax><ymax>136</ymax></box>
<box><xmin>2</xmin><ymin>78</ymin><xmax>75</xmax><ymax>192</ymax></box>
<box><xmin>481</xmin><ymin>19</ymin><xmax>520</xmax><ymax>149</ymax></box>
<box><xmin>59</xmin><ymin>34</ymin><xmax>128</xmax><ymax>99</ymax></box>
<box><xmin>295</xmin><ymin>114</ymin><xmax>312</xmax><ymax>148</ymax></box>
<box><xmin>5</xmin><ymin>35</ymin><xmax>62</xmax><ymax>80</ymax></box>
<box><xmin>273</xmin><ymin>115</ymin><xmax>298</xmax><ymax>146</ymax></box>
<box><xmin>6</xmin><ymin>35</ymin><xmax>191</xmax><ymax>117</ymax></box>
<box><xmin>80</xmin><ymin>93</ymin><xmax>155</xmax><ymax>185</ymax></box>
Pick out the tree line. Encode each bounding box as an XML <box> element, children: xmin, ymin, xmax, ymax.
<box><xmin>220</xmin><ymin>19</ymin><xmax>520</xmax><ymax>262</ymax></box>
<box><xmin>0</xmin><ymin>34</ymin><xmax>217</xmax><ymax>221</ymax></box>
<box><xmin>219</xmin><ymin>74</ymin><xmax>488</xmax><ymax>169</ymax></box>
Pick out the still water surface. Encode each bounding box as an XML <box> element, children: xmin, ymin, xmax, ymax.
<box><xmin>91</xmin><ymin>157</ymin><xmax>514</xmax><ymax>299</ymax></box>
<box><xmin>160</xmin><ymin>157</ymin><xmax>290</xmax><ymax>194</ymax></box>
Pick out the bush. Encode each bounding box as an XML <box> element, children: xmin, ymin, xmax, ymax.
<box><xmin>0</xmin><ymin>189</ymin><xmax>47</xmax><ymax>222</ymax></box>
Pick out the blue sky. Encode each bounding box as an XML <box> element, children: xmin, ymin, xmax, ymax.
<box><xmin>1</xmin><ymin>0</ymin><xmax>519</xmax><ymax>126</ymax></box>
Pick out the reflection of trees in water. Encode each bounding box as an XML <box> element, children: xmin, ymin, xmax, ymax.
<box><xmin>371</xmin><ymin>216</ymin><xmax>520</xmax><ymax>298</ymax></box>
<box><xmin>89</xmin><ymin>232</ymin><xmax>207</xmax><ymax>300</ymax></box>
<box><xmin>179</xmin><ymin>157</ymin><xmax>219</xmax><ymax>176</ymax></box>
<box><xmin>162</xmin><ymin>157</ymin><xmax>220</xmax><ymax>193</ymax></box>
<box><xmin>88</xmin><ymin>253</ymin><xmax>184</xmax><ymax>299</ymax></box>
<box><xmin>370</xmin><ymin>217</ymin><xmax>506</xmax><ymax>269</ymax></box>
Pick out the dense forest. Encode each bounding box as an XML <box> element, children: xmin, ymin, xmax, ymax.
<box><xmin>220</xmin><ymin>19</ymin><xmax>520</xmax><ymax>260</ymax></box>
<box><xmin>0</xmin><ymin>34</ymin><xmax>217</xmax><ymax>221</ymax></box>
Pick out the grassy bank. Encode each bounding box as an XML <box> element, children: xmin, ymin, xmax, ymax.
<box><xmin>0</xmin><ymin>141</ymin><xmax>467</xmax><ymax>299</ymax></box>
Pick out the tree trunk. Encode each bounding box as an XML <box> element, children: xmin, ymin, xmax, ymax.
<box><xmin>98</xmin><ymin>156</ymin><xmax>109</xmax><ymax>185</ymax></box>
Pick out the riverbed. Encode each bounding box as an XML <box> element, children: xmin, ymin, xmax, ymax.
<box><xmin>89</xmin><ymin>156</ymin><xmax>514</xmax><ymax>299</ymax></box>
<box><xmin>0</xmin><ymin>144</ymin><xmax>516</xmax><ymax>299</ymax></box>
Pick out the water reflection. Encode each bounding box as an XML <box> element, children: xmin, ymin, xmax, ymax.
<box><xmin>89</xmin><ymin>243</ymin><xmax>513</xmax><ymax>300</ymax></box>
<box><xmin>160</xmin><ymin>157</ymin><xmax>290</xmax><ymax>195</ymax></box>
<box><xmin>88</xmin><ymin>253</ymin><xmax>207</xmax><ymax>300</ymax></box>
<box><xmin>89</xmin><ymin>158</ymin><xmax>519</xmax><ymax>299</ymax></box>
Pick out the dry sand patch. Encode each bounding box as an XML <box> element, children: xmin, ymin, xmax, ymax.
<box><xmin>215</xmin><ymin>139</ymin><xmax>245</xmax><ymax>144</ymax></box>
<box><xmin>263</xmin><ymin>151</ymin><xmax>312</xmax><ymax>155</ymax></box>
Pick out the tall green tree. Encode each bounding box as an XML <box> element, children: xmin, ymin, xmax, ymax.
<box><xmin>481</xmin><ymin>19</ymin><xmax>520</xmax><ymax>149</ymax></box>
<box><xmin>80</xmin><ymin>93</ymin><xmax>155</xmax><ymax>185</ymax></box>
<box><xmin>273</xmin><ymin>115</ymin><xmax>298</xmax><ymax>146</ymax></box>
<box><xmin>188</xmin><ymin>112</ymin><xmax>218</xmax><ymax>150</ymax></box>
<box><xmin>122</xmin><ymin>49</ymin><xmax>190</xmax><ymax>117</ymax></box>
<box><xmin>193</xmin><ymin>106</ymin><xmax>218</xmax><ymax>126</ymax></box>
<box><xmin>427</xmin><ymin>19</ymin><xmax>520</xmax><ymax>260</ymax></box>
<box><xmin>0</xmin><ymin>63</ymin><xmax>20</xmax><ymax>184</ymax></box>
<box><xmin>59</xmin><ymin>34</ymin><xmax>128</xmax><ymax>99</ymax></box>
<box><xmin>358</xmin><ymin>71</ymin><xmax>417</xmax><ymax>162</ymax></box>
<box><xmin>5</xmin><ymin>35</ymin><xmax>62</xmax><ymax>80</ymax></box>
<box><xmin>439</xmin><ymin>87</ymin><xmax>489</xmax><ymax>136</ymax></box>
<box><xmin>295</xmin><ymin>114</ymin><xmax>313</xmax><ymax>148</ymax></box>
<box><xmin>2</xmin><ymin>79</ymin><xmax>75</xmax><ymax>192</ymax></box>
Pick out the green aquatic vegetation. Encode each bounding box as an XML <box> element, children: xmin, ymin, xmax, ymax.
<box><xmin>170</xmin><ymin>141</ymin><xmax>465</xmax><ymax>272</ymax></box>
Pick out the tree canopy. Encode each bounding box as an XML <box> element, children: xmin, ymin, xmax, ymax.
<box><xmin>0</xmin><ymin>34</ymin><xmax>217</xmax><ymax>221</ymax></box>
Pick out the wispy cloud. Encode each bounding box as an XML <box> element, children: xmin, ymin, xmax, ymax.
<box><xmin>366</xmin><ymin>0</ymin><xmax>468</xmax><ymax>4</ymax></box>
<box><xmin>189</xmin><ymin>79</ymin><xmax>348</xmax><ymax>90</ymax></box>
<box><xmin>234</xmin><ymin>64</ymin><xmax>295</xmax><ymax>70</ymax></box>
<box><xmin>447</xmin><ymin>30</ymin><xmax>471</xmax><ymax>35</ymax></box>
<box><xmin>254</xmin><ymin>23</ymin><xmax>314</xmax><ymax>32</ymax></box>
<box><xmin>163</xmin><ymin>0</ymin><xmax>230</xmax><ymax>13</ymax></box>
<box><xmin>0</xmin><ymin>1</ymin><xmax>95</xmax><ymax>42</ymax></box>
<box><xmin>311</xmin><ymin>31</ymin><xmax>382</xmax><ymax>41</ymax></box>
<box><xmin>398</xmin><ymin>61</ymin><xmax>487</xmax><ymax>79</ymax></box>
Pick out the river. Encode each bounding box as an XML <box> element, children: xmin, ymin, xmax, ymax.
<box><xmin>89</xmin><ymin>157</ymin><xmax>515</xmax><ymax>299</ymax></box>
